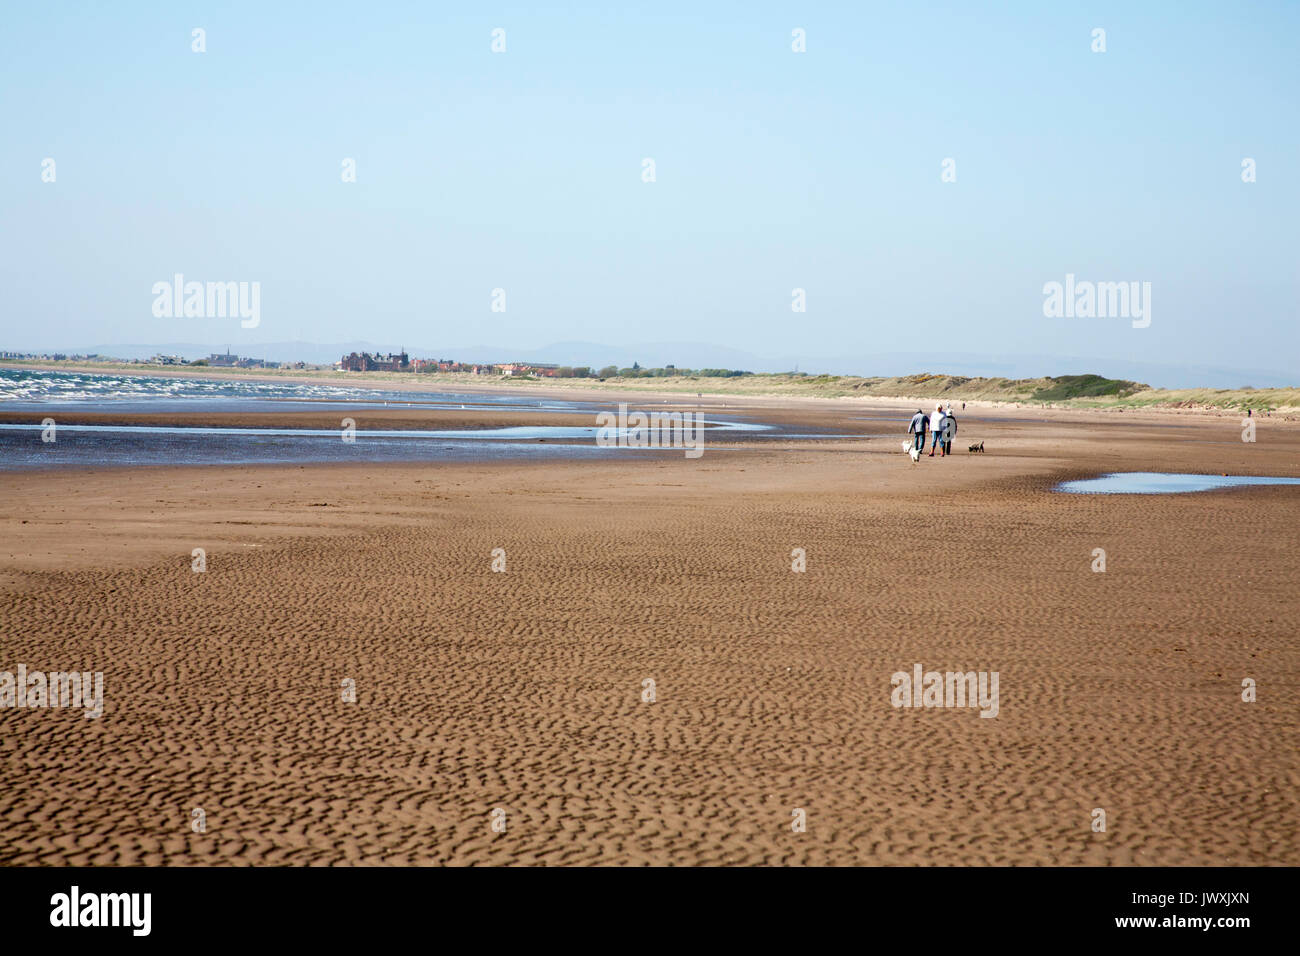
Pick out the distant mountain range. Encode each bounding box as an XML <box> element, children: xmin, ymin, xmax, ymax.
<box><xmin>18</xmin><ymin>340</ymin><xmax>1297</xmax><ymax>390</ymax></box>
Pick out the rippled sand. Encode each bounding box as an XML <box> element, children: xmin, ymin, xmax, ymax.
<box><xmin>0</xmin><ymin>399</ymin><xmax>1296</xmax><ymax>865</ymax></box>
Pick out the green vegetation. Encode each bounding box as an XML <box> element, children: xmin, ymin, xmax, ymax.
<box><xmin>1028</xmin><ymin>374</ymin><xmax>1144</xmax><ymax>402</ymax></box>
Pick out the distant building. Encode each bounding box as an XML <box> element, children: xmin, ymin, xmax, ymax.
<box><xmin>492</xmin><ymin>362</ymin><xmax>557</xmax><ymax>377</ymax></box>
<box><xmin>208</xmin><ymin>352</ymin><xmax>239</xmax><ymax>366</ymax></box>
<box><xmin>340</xmin><ymin>351</ymin><xmax>410</xmax><ymax>372</ymax></box>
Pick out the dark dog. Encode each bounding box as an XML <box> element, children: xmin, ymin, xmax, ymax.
<box><xmin>968</xmin><ymin>441</ymin><xmax>984</xmax><ymax>453</ymax></box>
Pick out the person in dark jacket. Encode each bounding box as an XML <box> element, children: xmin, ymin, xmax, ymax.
<box><xmin>907</xmin><ymin>409</ymin><xmax>927</xmax><ymax>454</ymax></box>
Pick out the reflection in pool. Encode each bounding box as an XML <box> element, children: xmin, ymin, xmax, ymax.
<box><xmin>1057</xmin><ymin>472</ymin><xmax>1300</xmax><ymax>494</ymax></box>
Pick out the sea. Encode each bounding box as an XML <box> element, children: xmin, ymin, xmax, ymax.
<box><xmin>0</xmin><ymin>368</ymin><xmax>783</xmax><ymax>470</ymax></box>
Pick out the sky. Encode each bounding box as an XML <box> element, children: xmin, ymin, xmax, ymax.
<box><xmin>1</xmin><ymin>1</ymin><xmax>1296</xmax><ymax>383</ymax></box>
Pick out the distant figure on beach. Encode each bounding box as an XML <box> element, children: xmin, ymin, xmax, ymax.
<box><xmin>962</xmin><ymin>402</ymin><xmax>966</xmax><ymax>411</ymax></box>
<box><xmin>942</xmin><ymin>409</ymin><xmax>957</xmax><ymax>455</ymax></box>
<box><xmin>908</xmin><ymin>408</ymin><xmax>927</xmax><ymax>454</ymax></box>
<box><xmin>928</xmin><ymin>404</ymin><xmax>947</xmax><ymax>457</ymax></box>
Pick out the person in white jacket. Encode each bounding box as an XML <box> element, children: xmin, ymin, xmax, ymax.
<box><xmin>928</xmin><ymin>405</ymin><xmax>946</xmax><ymax>457</ymax></box>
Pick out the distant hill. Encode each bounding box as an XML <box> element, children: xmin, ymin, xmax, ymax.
<box><xmin>1025</xmin><ymin>375</ymin><xmax>1145</xmax><ymax>402</ymax></box>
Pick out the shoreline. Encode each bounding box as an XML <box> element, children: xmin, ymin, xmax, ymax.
<box><xmin>4</xmin><ymin>361</ymin><xmax>1297</xmax><ymax>420</ymax></box>
<box><xmin>4</xmin><ymin>401</ymin><xmax>1299</xmax><ymax>569</ymax></box>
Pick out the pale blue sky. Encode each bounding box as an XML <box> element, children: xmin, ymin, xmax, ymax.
<box><xmin>1</xmin><ymin>1</ymin><xmax>1296</xmax><ymax>381</ymax></box>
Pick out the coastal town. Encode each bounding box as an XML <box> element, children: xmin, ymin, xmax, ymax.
<box><xmin>0</xmin><ymin>348</ymin><xmax>734</xmax><ymax>380</ymax></box>
<box><xmin>1</xmin><ymin>348</ymin><xmax>576</xmax><ymax>377</ymax></box>
<box><xmin>336</xmin><ymin>351</ymin><xmax>565</xmax><ymax>377</ymax></box>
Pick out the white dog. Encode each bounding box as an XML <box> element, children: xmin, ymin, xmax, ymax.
<box><xmin>903</xmin><ymin>441</ymin><xmax>920</xmax><ymax>463</ymax></box>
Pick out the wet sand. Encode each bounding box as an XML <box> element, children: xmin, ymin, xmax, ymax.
<box><xmin>0</xmin><ymin>407</ymin><xmax>594</xmax><ymax>432</ymax></box>
<box><xmin>0</xmin><ymin>398</ymin><xmax>1296</xmax><ymax>865</ymax></box>
<box><xmin>0</xmin><ymin>396</ymin><xmax>826</xmax><ymax>436</ymax></box>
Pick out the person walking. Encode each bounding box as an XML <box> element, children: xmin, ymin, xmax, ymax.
<box><xmin>928</xmin><ymin>404</ymin><xmax>946</xmax><ymax>457</ymax></box>
<box><xmin>942</xmin><ymin>408</ymin><xmax>957</xmax><ymax>455</ymax></box>
<box><xmin>907</xmin><ymin>408</ymin><xmax>927</xmax><ymax>454</ymax></box>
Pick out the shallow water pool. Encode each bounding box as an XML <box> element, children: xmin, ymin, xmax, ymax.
<box><xmin>1057</xmin><ymin>472</ymin><xmax>1300</xmax><ymax>494</ymax></box>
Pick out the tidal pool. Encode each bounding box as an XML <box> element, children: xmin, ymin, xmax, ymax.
<box><xmin>1057</xmin><ymin>472</ymin><xmax>1300</xmax><ymax>494</ymax></box>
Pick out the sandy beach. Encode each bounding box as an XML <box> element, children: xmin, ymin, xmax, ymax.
<box><xmin>0</xmin><ymin>393</ymin><xmax>1296</xmax><ymax>865</ymax></box>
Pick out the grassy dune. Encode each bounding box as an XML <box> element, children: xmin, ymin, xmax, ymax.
<box><xmin>4</xmin><ymin>360</ymin><xmax>1298</xmax><ymax>414</ymax></box>
<box><xmin>501</xmin><ymin>370</ymin><xmax>1300</xmax><ymax>413</ymax></box>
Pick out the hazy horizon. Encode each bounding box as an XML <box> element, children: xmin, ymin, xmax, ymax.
<box><xmin>4</xmin><ymin>337</ymin><xmax>1293</xmax><ymax>390</ymax></box>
